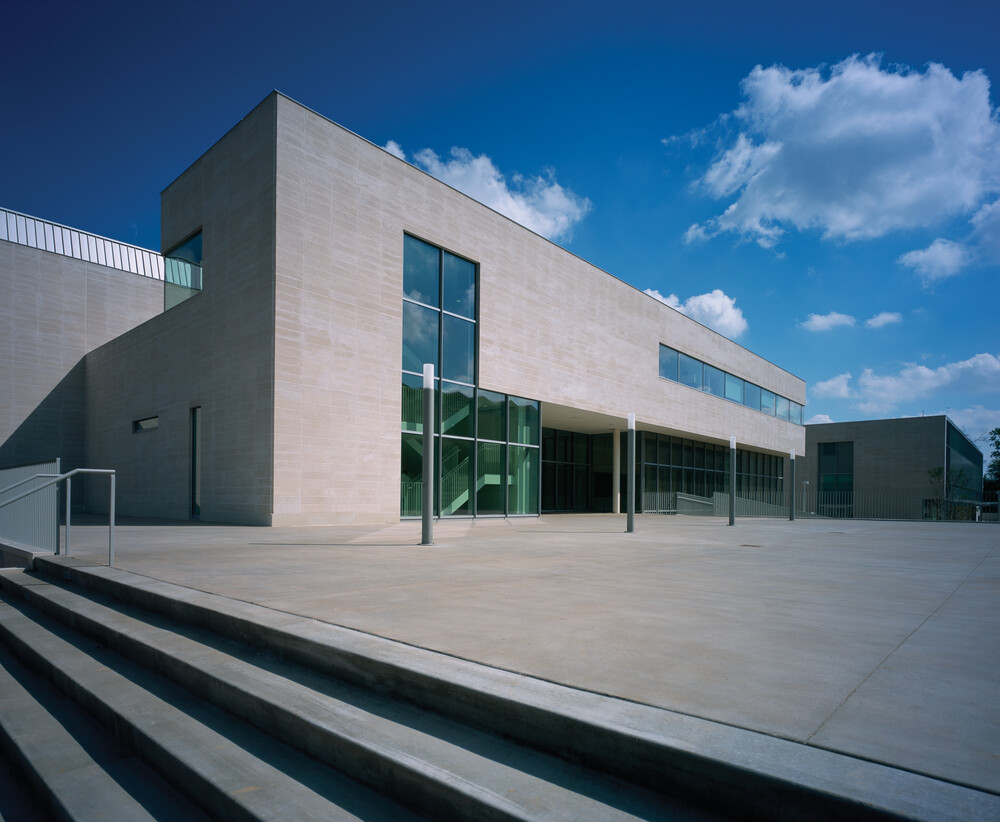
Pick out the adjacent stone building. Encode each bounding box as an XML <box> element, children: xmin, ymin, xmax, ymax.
<box><xmin>802</xmin><ymin>416</ymin><xmax>984</xmax><ymax>520</ymax></box>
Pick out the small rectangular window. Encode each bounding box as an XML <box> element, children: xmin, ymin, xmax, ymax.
<box><xmin>133</xmin><ymin>416</ymin><xmax>159</xmax><ymax>432</ymax></box>
<box><xmin>725</xmin><ymin>373</ymin><xmax>743</xmax><ymax>403</ymax></box>
<box><xmin>776</xmin><ymin>395</ymin><xmax>790</xmax><ymax>420</ymax></box>
<box><xmin>678</xmin><ymin>353</ymin><xmax>703</xmax><ymax>389</ymax></box>
<box><xmin>704</xmin><ymin>365</ymin><xmax>725</xmax><ymax>397</ymax></box>
<box><xmin>659</xmin><ymin>345</ymin><xmax>678</xmax><ymax>381</ymax></box>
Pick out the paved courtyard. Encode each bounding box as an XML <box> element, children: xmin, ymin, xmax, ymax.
<box><xmin>57</xmin><ymin>513</ymin><xmax>1000</xmax><ymax>796</ymax></box>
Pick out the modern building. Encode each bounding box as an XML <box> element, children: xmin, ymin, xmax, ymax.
<box><xmin>2</xmin><ymin>92</ymin><xmax>806</xmax><ymax>527</ymax></box>
<box><xmin>802</xmin><ymin>416</ymin><xmax>984</xmax><ymax>520</ymax></box>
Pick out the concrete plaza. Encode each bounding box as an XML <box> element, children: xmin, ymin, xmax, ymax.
<box><xmin>57</xmin><ymin>513</ymin><xmax>1000</xmax><ymax>798</ymax></box>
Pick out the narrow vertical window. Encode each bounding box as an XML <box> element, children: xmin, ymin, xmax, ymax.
<box><xmin>402</xmin><ymin>235</ymin><xmax>539</xmax><ymax>518</ymax></box>
<box><xmin>190</xmin><ymin>407</ymin><xmax>202</xmax><ymax>519</ymax></box>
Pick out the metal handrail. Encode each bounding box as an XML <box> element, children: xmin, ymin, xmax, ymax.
<box><xmin>0</xmin><ymin>469</ymin><xmax>116</xmax><ymax>564</ymax></box>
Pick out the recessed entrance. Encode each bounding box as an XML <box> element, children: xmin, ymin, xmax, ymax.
<box><xmin>541</xmin><ymin>428</ymin><xmax>614</xmax><ymax>513</ymax></box>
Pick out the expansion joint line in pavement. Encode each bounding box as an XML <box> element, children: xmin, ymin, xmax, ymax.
<box><xmin>805</xmin><ymin>543</ymin><xmax>998</xmax><ymax>748</ymax></box>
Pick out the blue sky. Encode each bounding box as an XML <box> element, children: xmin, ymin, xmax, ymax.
<box><xmin>4</xmin><ymin>0</ymin><xmax>999</xmax><ymax>458</ymax></box>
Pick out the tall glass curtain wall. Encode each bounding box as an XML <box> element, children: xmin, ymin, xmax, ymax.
<box><xmin>635</xmin><ymin>431</ymin><xmax>784</xmax><ymax>512</ymax></box>
<box><xmin>401</xmin><ymin>235</ymin><xmax>540</xmax><ymax>517</ymax></box>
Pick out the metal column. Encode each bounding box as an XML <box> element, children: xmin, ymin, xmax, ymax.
<box><xmin>789</xmin><ymin>449</ymin><xmax>796</xmax><ymax>521</ymax></box>
<box><xmin>627</xmin><ymin>414</ymin><xmax>635</xmax><ymax>533</ymax></box>
<box><xmin>729</xmin><ymin>436</ymin><xmax>736</xmax><ymax>526</ymax></box>
<box><xmin>421</xmin><ymin>363</ymin><xmax>435</xmax><ymax>546</ymax></box>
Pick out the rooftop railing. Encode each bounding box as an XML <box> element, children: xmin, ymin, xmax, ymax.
<box><xmin>1</xmin><ymin>206</ymin><xmax>164</xmax><ymax>281</ymax></box>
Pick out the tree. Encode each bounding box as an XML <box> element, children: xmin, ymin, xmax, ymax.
<box><xmin>927</xmin><ymin>466</ymin><xmax>974</xmax><ymax>520</ymax></box>
<box><xmin>984</xmin><ymin>428</ymin><xmax>1000</xmax><ymax>499</ymax></box>
<box><xmin>986</xmin><ymin>427</ymin><xmax>1000</xmax><ymax>483</ymax></box>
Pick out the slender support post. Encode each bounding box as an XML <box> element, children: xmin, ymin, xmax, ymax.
<box><xmin>109</xmin><ymin>473</ymin><xmax>116</xmax><ymax>565</ymax></box>
<box><xmin>421</xmin><ymin>363</ymin><xmax>435</xmax><ymax>546</ymax></box>
<box><xmin>612</xmin><ymin>428</ymin><xmax>621</xmax><ymax>514</ymax></box>
<box><xmin>789</xmin><ymin>449</ymin><xmax>796</xmax><ymax>521</ymax></box>
<box><xmin>64</xmin><ymin>476</ymin><xmax>72</xmax><ymax>555</ymax></box>
<box><xmin>626</xmin><ymin>413</ymin><xmax>635</xmax><ymax>533</ymax></box>
<box><xmin>728</xmin><ymin>436</ymin><xmax>736</xmax><ymax>526</ymax></box>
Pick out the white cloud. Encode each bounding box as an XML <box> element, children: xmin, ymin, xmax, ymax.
<box><xmin>644</xmin><ymin>288</ymin><xmax>748</xmax><ymax>338</ymax></box>
<box><xmin>684</xmin><ymin>223</ymin><xmax>710</xmax><ymax>244</ymax></box>
<box><xmin>687</xmin><ymin>54</ymin><xmax>1000</xmax><ymax>248</ymax></box>
<box><xmin>897</xmin><ymin>238</ymin><xmax>971</xmax><ymax>286</ymax></box>
<box><xmin>865</xmin><ymin>311</ymin><xmax>902</xmax><ymax>328</ymax></box>
<box><xmin>856</xmin><ymin>353</ymin><xmax>1000</xmax><ymax>413</ymax></box>
<box><xmin>970</xmin><ymin>199</ymin><xmax>1000</xmax><ymax>264</ymax></box>
<box><xmin>805</xmin><ymin>413</ymin><xmax>835</xmax><ymax>425</ymax></box>
<box><xmin>387</xmin><ymin>144</ymin><xmax>591</xmax><ymax>241</ymax></box>
<box><xmin>812</xmin><ymin>372</ymin><xmax>854</xmax><ymax>399</ymax></box>
<box><xmin>383</xmin><ymin>140</ymin><xmax>406</xmax><ymax>160</ymax></box>
<box><xmin>800</xmin><ymin>311</ymin><xmax>856</xmax><ymax>331</ymax></box>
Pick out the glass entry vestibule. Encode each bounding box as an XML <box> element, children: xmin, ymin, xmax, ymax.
<box><xmin>638</xmin><ymin>431</ymin><xmax>784</xmax><ymax>513</ymax></box>
<box><xmin>542</xmin><ymin>427</ymin><xmax>786</xmax><ymax>514</ymax></box>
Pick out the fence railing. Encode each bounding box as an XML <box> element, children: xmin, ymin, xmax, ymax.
<box><xmin>657</xmin><ymin>488</ymin><xmax>996</xmax><ymax>522</ymax></box>
<box><xmin>0</xmin><ymin>460</ymin><xmax>61</xmax><ymax>551</ymax></box>
<box><xmin>0</xmin><ymin>468</ymin><xmax>116</xmax><ymax>562</ymax></box>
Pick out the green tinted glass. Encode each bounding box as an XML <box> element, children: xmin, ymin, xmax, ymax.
<box><xmin>477</xmin><ymin>390</ymin><xmax>505</xmax><ymax>441</ymax></box>
<box><xmin>440</xmin><ymin>438</ymin><xmax>473</xmax><ymax>515</ymax></box>
<box><xmin>508</xmin><ymin>396</ymin><xmax>539</xmax><ymax>444</ymax></box>
<box><xmin>476</xmin><ymin>442</ymin><xmax>505</xmax><ymax>514</ymax></box>
<box><xmin>400</xmin><ymin>433</ymin><xmax>425</xmax><ymax>517</ymax></box>
<box><xmin>508</xmin><ymin>446</ymin><xmax>538</xmax><ymax>514</ymax></box>
<box><xmin>441</xmin><ymin>382</ymin><xmax>474</xmax><ymax>437</ymax></box>
<box><xmin>401</xmin><ymin>373</ymin><xmax>424</xmax><ymax>432</ymax></box>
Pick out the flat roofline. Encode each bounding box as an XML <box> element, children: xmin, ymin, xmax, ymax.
<box><xmin>806</xmin><ymin>415</ymin><xmax>983</xmax><ymax>456</ymax></box>
<box><xmin>164</xmin><ymin>90</ymin><xmax>804</xmax><ymax>386</ymax></box>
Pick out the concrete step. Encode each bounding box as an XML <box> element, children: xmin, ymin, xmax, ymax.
<box><xmin>8</xmin><ymin>556</ymin><xmax>1000</xmax><ymax>822</ymax></box>
<box><xmin>0</xmin><ymin>581</ymin><xmax>428</xmax><ymax>822</ymax></box>
<box><xmin>0</xmin><ymin>639</ymin><xmax>211</xmax><ymax>822</ymax></box>
<box><xmin>0</xmin><ymin>567</ymin><xmax>714</xmax><ymax>821</ymax></box>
